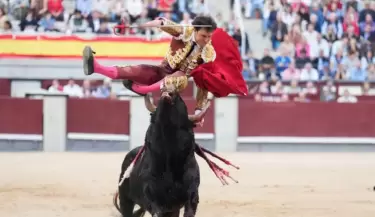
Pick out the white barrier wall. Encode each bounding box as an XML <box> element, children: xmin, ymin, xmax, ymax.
<box><xmin>21</xmin><ymin>94</ymin><xmax>238</xmax><ymax>152</ymax></box>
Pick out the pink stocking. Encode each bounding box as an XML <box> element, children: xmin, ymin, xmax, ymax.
<box><xmin>132</xmin><ymin>80</ymin><xmax>163</xmax><ymax>94</ymax></box>
<box><xmin>93</xmin><ymin>60</ymin><xmax>119</xmax><ymax>79</ymax></box>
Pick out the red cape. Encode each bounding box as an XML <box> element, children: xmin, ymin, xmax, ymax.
<box><xmin>190</xmin><ymin>28</ymin><xmax>248</xmax><ymax>97</ymax></box>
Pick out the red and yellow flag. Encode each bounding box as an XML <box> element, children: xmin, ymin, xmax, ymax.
<box><xmin>0</xmin><ymin>35</ymin><xmax>170</xmax><ymax>59</ymax></box>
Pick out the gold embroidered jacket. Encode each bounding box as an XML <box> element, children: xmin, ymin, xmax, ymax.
<box><xmin>158</xmin><ymin>18</ymin><xmax>216</xmax><ymax>110</ymax></box>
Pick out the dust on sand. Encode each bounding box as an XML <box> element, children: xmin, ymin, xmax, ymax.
<box><xmin>0</xmin><ymin>152</ymin><xmax>375</xmax><ymax>217</ymax></box>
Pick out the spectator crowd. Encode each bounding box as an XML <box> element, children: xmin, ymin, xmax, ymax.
<box><xmin>241</xmin><ymin>0</ymin><xmax>375</xmax><ymax>103</ymax></box>
<box><xmin>47</xmin><ymin>78</ymin><xmax>119</xmax><ymax>99</ymax></box>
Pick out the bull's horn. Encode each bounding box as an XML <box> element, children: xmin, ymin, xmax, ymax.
<box><xmin>144</xmin><ymin>93</ymin><xmax>156</xmax><ymax>113</ymax></box>
<box><xmin>188</xmin><ymin>101</ymin><xmax>211</xmax><ymax>122</ymax></box>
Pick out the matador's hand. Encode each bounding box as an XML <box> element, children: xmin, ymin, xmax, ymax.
<box><xmin>194</xmin><ymin>109</ymin><xmax>205</xmax><ymax>127</ymax></box>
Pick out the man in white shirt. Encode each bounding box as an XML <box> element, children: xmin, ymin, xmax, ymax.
<box><xmin>337</xmin><ymin>89</ymin><xmax>358</xmax><ymax>103</ymax></box>
<box><xmin>331</xmin><ymin>36</ymin><xmax>348</xmax><ymax>56</ymax></box>
<box><xmin>63</xmin><ymin>79</ymin><xmax>83</xmax><ymax>97</ymax></box>
<box><xmin>300</xmin><ymin>62</ymin><xmax>319</xmax><ymax>81</ymax></box>
<box><xmin>310</xmin><ymin>33</ymin><xmax>330</xmax><ymax>59</ymax></box>
<box><xmin>303</xmin><ymin>23</ymin><xmax>318</xmax><ymax>46</ymax></box>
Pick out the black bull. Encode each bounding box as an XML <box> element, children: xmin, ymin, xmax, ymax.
<box><xmin>114</xmin><ymin>93</ymin><xmax>209</xmax><ymax>217</ymax></box>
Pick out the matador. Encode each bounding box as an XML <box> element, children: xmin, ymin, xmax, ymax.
<box><xmin>82</xmin><ymin>15</ymin><xmax>248</xmax><ymax>125</ymax></box>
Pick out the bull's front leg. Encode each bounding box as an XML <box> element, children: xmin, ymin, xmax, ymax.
<box><xmin>183</xmin><ymin>191</ymin><xmax>199</xmax><ymax>217</ymax></box>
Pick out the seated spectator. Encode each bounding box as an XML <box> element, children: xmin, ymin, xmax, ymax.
<box><xmin>39</xmin><ymin>0</ymin><xmax>64</xmax><ymax>21</ymax></box>
<box><xmin>0</xmin><ymin>8</ymin><xmax>8</xmax><ymax>30</ymax></box>
<box><xmin>289</xmin><ymin>24</ymin><xmax>302</xmax><ymax>44</ymax></box>
<box><xmin>258</xmin><ymin>81</ymin><xmax>270</xmax><ymax>94</ymax></box>
<box><xmin>281</xmin><ymin>61</ymin><xmax>301</xmax><ymax>80</ymax></box>
<box><xmin>180</xmin><ymin>12</ymin><xmax>192</xmax><ymax>25</ymax></box>
<box><xmin>303</xmin><ymin>23</ymin><xmax>318</xmax><ymax>46</ymax></box>
<box><xmin>259</xmin><ymin>48</ymin><xmax>275</xmax><ymax>79</ymax></box>
<box><xmin>89</xmin><ymin>10</ymin><xmax>102</xmax><ymax>33</ymax></box>
<box><xmin>96</xmin><ymin>19</ymin><xmax>111</xmax><ymax>34</ymax></box>
<box><xmin>334</xmin><ymin>63</ymin><xmax>347</xmax><ymax>80</ymax></box>
<box><xmin>361</xmin><ymin>50</ymin><xmax>375</xmax><ymax>71</ymax></box>
<box><xmin>191</xmin><ymin>0</ymin><xmax>210</xmax><ymax>16</ymax></box>
<box><xmin>313</xmin><ymin>49</ymin><xmax>330</xmax><ymax>72</ymax></box>
<box><xmin>281</xmin><ymin>5</ymin><xmax>295</xmax><ymax>29</ymax></box>
<box><xmin>63</xmin><ymin>79</ymin><xmax>83</xmax><ymax>97</ymax></box>
<box><xmin>82</xmin><ymin>79</ymin><xmax>94</xmax><ymax>97</ymax></box>
<box><xmin>342</xmin><ymin>50</ymin><xmax>359</xmax><ymax>72</ymax></box>
<box><xmin>242</xmin><ymin>60</ymin><xmax>256</xmax><ymax>80</ymax></box>
<box><xmin>270</xmin><ymin>80</ymin><xmax>284</xmax><ymax>94</ymax></box>
<box><xmin>284</xmin><ymin>79</ymin><xmax>301</xmax><ymax>94</ymax></box>
<box><xmin>359</xmin><ymin>40</ymin><xmax>375</xmax><ymax>58</ymax></box>
<box><xmin>254</xmin><ymin>93</ymin><xmax>262</xmax><ymax>102</ymax></box>
<box><xmin>310</xmin><ymin>34</ymin><xmax>330</xmax><ymax>59</ymax></box>
<box><xmin>279</xmin><ymin>34</ymin><xmax>295</xmax><ymax>57</ymax></box>
<box><xmin>19</xmin><ymin>9</ymin><xmax>39</xmax><ymax>32</ymax></box>
<box><xmin>331</xmin><ymin>36</ymin><xmax>348</xmax><ymax>56</ymax></box>
<box><xmin>344</xmin><ymin>24</ymin><xmax>360</xmax><ymax>40</ymax></box>
<box><xmin>367</xmin><ymin>64</ymin><xmax>375</xmax><ymax>80</ymax></box>
<box><xmin>48</xmin><ymin>79</ymin><xmax>63</xmax><ymax>93</ymax></box>
<box><xmin>337</xmin><ymin>89</ymin><xmax>358</xmax><ymax>103</ymax></box>
<box><xmin>300</xmin><ymin>62</ymin><xmax>319</xmax><ymax>81</ymax></box>
<box><xmin>1</xmin><ymin>20</ymin><xmax>12</xmax><ymax>33</ymax></box>
<box><xmin>362</xmin><ymin>81</ymin><xmax>375</xmax><ymax>95</ymax></box>
<box><xmin>127</xmin><ymin>0</ymin><xmax>143</xmax><ymax>23</ymax></box>
<box><xmin>348</xmin><ymin>60</ymin><xmax>367</xmax><ymax>81</ymax></box>
<box><xmin>92</xmin><ymin>0</ymin><xmax>110</xmax><ymax>18</ymax></box>
<box><xmin>328</xmin><ymin>2</ymin><xmax>343</xmax><ymax>20</ymax></box>
<box><xmin>361</xmin><ymin>24</ymin><xmax>375</xmax><ymax>42</ymax></box>
<box><xmin>280</xmin><ymin>94</ymin><xmax>289</xmax><ymax>102</ymax></box>
<box><xmin>38</xmin><ymin>12</ymin><xmax>59</xmax><ymax>32</ymax></box>
<box><xmin>93</xmin><ymin>78</ymin><xmax>111</xmax><ymax>98</ymax></box>
<box><xmin>215</xmin><ymin>12</ymin><xmax>227</xmax><ymax>28</ymax></box>
<box><xmin>321</xmin><ymin>80</ymin><xmax>336</xmax><ymax>100</ymax></box>
<box><xmin>347</xmin><ymin>37</ymin><xmax>359</xmax><ymax>54</ymax></box>
<box><xmin>275</xmin><ymin>48</ymin><xmax>291</xmax><ymax>74</ymax></box>
<box><xmin>309</xmin><ymin>13</ymin><xmax>321</xmax><ymax>33</ymax></box>
<box><xmin>323</xmin><ymin>25</ymin><xmax>339</xmax><ymax>44</ymax></box>
<box><xmin>135</xmin><ymin>9</ymin><xmax>152</xmax><ymax>35</ymax></box>
<box><xmin>294</xmin><ymin>91</ymin><xmax>310</xmax><ymax>102</ymax></box>
<box><xmin>321</xmin><ymin>13</ymin><xmax>343</xmax><ymax>39</ymax></box>
<box><xmin>310</xmin><ymin>2</ymin><xmax>324</xmax><ymax>29</ymax></box>
<box><xmin>359</xmin><ymin>14</ymin><xmax>375</xmax><ymax>34</ymax></box>
<box><xmin>11</xmin><ymin>0</ymin><xmax>30</xmax><ymax>20</ymax></box>
<box><xmin>358</xmin><ymin>1</ymin><xmax>372</xmax><ymax>23</ymax></box>
<box><xmin>270</xmin><ymin>11</ymin><xmax>288</xmax><ymax>50</ymax></box>
<box><xmin>76</xmin><ymin>0</ymin><xmax>93</xmax><ymax>19</ymax></box>
<box><xmin>68</xmin><ymin>9</ymin><xmax>90</xmax><ymax>33</ymax></box>
<box><xmin>303</xmin><ymin>81</ymin><xmax>318</xmax><ymax>94</ymax></box>
<box><xmin>243</xmin><ymin>51</ymin><xmax>259</xmax><ymax>77</ymax></box>
<box><xmin>295</xmin><ymin>38</ymin><xmax>310</xmax><ymax>58</ymax></box>
<box><xmin>295</xmin><ymin>49</ymin><xmax>311</xmax><ymax>69</ymax></box>
<box><xmin>329</xmin><ymin>49</ymin><xmax>345</xmax><ymax>73</ymax></box>
<box><xmin>110</xmin><ymin>0</ymin><xmax>126</xmax><ymax>22</ymax></box>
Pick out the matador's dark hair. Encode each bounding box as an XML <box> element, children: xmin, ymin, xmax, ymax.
<box><xmin>192</xmin><ymin>15</ymin><xmax>217</xmax><ymax>32</ymax></box>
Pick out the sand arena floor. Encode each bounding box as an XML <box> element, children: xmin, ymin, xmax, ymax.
<box><xmin>1</xmin><ymin>152</ymin><xmax>375</xmax><ymax>217</ymax></box>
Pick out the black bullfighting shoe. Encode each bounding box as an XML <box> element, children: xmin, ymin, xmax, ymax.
<box><xmin>122</xmin><ymin>79</ymin><xmax>146</xmax><ymax>96</ymax></box>
<box><xmin>82</xmin><ymin>46</ymin><xmax>96</xmax><ymax>75</ymax></box>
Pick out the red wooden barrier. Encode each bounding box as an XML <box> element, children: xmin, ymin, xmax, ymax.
<box><xmin>0</xmin><ymin>97</ymin><xmax>43</xmax><ymax>134</ymax></box>
<box><xmin>238</xmin><ymin>99</ymin><xmax>375</xmax><ymax>137</ymax></box>
<box><xmin>0</xmin><ymin>79</ymin><xmax>11</xmax><ymax>96</ymax></box>
<box><xmin>67</xmin><ymin>98</ymin><xmax>130</xmax><ymax>134</ymax></box>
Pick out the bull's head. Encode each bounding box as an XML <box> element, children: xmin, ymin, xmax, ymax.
<box><xmin>144</xmin><ymin>75</ymin><xmax>209</xmax><ymax>125</ymax></box>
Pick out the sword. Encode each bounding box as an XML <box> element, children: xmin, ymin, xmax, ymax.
<box><xmin>113</xmin><ymin>24</ymin><xmax>212</xmax><ymax>35</ymax></box>
<box><xmin>116</xmin><ymin>24</ymin><xmax>213</xmax><ymax>28</ymax></box>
